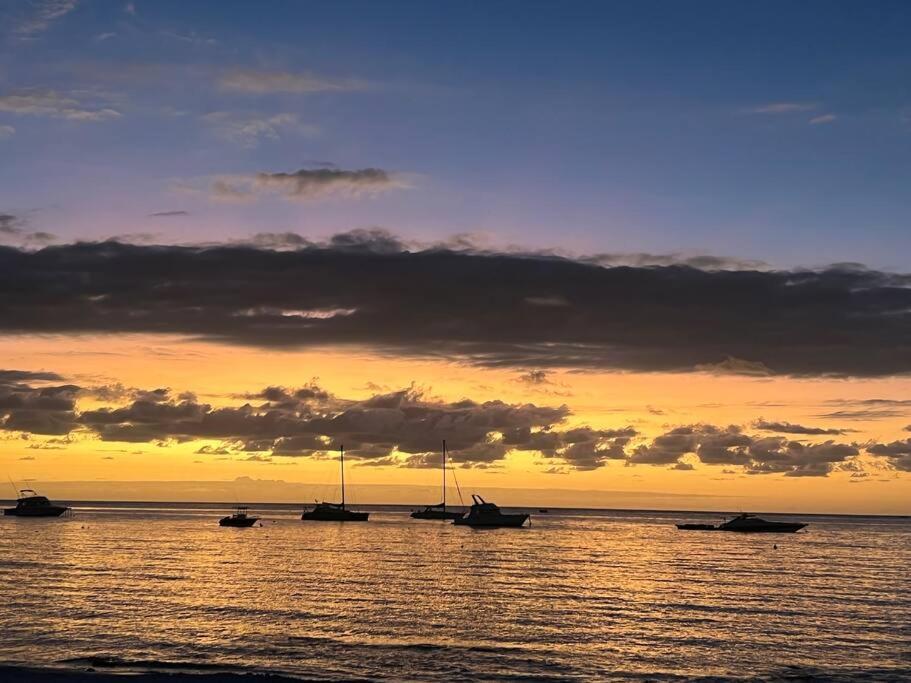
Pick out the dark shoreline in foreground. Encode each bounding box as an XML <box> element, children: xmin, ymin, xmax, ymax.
<box><xmin>0</xmin><ymin>668</ymin><xmax>313</xmax><ymax>683</ymax></box>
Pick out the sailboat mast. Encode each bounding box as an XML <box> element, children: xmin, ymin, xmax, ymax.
<box><xmin>442</xmin><ymin>439</ymin><xmax>446</xmax><ymax>511</ymax></box>
<box><xmin>340</xmin><ymin>444</ymin><xmax>345</xmax><ymax>510</ymax></box>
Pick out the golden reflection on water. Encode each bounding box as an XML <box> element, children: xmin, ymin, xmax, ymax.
<box><xmin>1</xmin><ymin>507</ymin><xmax>909</xmax><ymax>680</ymax></box>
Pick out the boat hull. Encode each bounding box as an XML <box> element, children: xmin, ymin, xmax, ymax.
<box><xmin>301</xmin><ymin>510</ymin><xmax>369</xmax><ymax>522</ymax></box>
<box><xmin>719</xmin><ymin>522</ymin><xmax>806</xmax><ymax>533</ymax></box>
<box><xmin>4</xmin><ymin>507</ymin><xmax>67</xmax><ymax>517</ymax></box>
<box><xmin>676</xmin><ymin>522</ymin><xmax>807</xmax><ymax>533</ymax></box>
<box><xmin>219</xmin><ymin>516</ymin><xmax>258</xmax><ymax>527</ymax></box>
<box><xmin>411</xmin><ymin>510</ymin><xmax>464</xmax><ymax>520</ymax></box>
<box><xmin>453</xmin><ymin>514</ymin><xmax>529</xmax><ymax>528</ymax></box>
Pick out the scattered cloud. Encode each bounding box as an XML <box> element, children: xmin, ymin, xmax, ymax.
<box><xmin>218</xmin><ymin>69</ymin><xmax>368</xmax><ymax>95</ymax></box>
<box><xmin>12</xmin><ymin>0</ymin><xmax>78</xmax><ymax>38</ymax></box>
<box><xmin>208</xmin><ymin>167</ymin><xmax>407</xmax><ymax>202</ymax></box>
<box><xmin>753</xmin><ymin>419</ymin><xmax>850</xmax><ymax>436</ymax></box>
<box><xmin>0</xmin><ymin>125</ymin><xmax>14</xmax><ymax>139</ymax></box>
<box><xmin>200</xmin><ymin>112</ymin><xmax>318</xmax><ymax>148</ymax></box>
<box><xmin>149</xmin><ymin>210</ymin><xmax>189</xmax><ymax>218</ymax></box>
<box><xmin>747</xmin><ymin>102</ymin><xmax>817</xmax><ymax>114</ymax></box>
<box><xmin>0</xmin><ymin>213</ymin><xmax>56</xmax><ymax>245</ymax></box>
<box><xmin>161</xmin><ymin>30</ymin><xmax>216</xmax><ymax>46</ymax></box>
<box><xmin>809</xmin><ymin>114</ymin><xmax>837</xmax><ymax>125</ymax></box>
<box><xmin>0</xmin><ymin>89</ymin><xmax>121</xmax><ymax>122</ymax></box>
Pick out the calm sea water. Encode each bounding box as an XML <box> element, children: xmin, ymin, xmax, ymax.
<box><xmin>0</xmin><ymin>503</ymin><xmax>909</xmax><ymax>682</ymax></box>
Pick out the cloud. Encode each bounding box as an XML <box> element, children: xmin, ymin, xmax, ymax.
<box><xmin>809</xmin><ymin>114</ymin><xmax>837</xmax><ymax>125</ymax></box>
<box><xmin>200</xmin><ymin>112</ymin><xmax>317</xmax><ymax>148</ymax></box>
<box><xmin>867</xmin><ymin>440</ymin><xmax>911</xmax><ymax>472</ymax></box>
<box><xmin>0</xmin><ymin>125</ymin><xmax>14</xmax><ymax>139</ymax></box>
<box><xmin>0</xmin><ymin>213</ymin><xmax>56</xmax><ymax>245</ymax></box>
<box><xmin>0</xmin><ymin>89</ymin><xmax>121</xmax><ymax>122</ymax></box>
<box><xmin>747</xmin><ymin>102</ymin><xmax>817</xmax><ymax>114</ymax></box>
<box><xmin>0</xmin><ymin>368</ymin><xmax>888</xmax><ymax>478</ymax></box>
<box><xmin>218</xmin><ymin>69</ymin><xmax>367</xmax><ymax>94</ymax></box>
<box><xmin>0</xmin><ymin>370</ymin><xmax>79</xmax><ymax>435</ymax></box>
<box><xmin>12</xmin><ymin>0</ymin><xmax>78</xmax><ymax>37</ymax></box>
<box><xmin>205</xmin><ymin>168</ymin><xmax>406</xmax><ymax>202</ymax></box>
<box><xmin>753</xmin><ymin>419</ymin><xmax>850</xmax><ymax>436</ymax></box>
<box><xmin>585</xmin><ymin>252</ymin><xmax>768</xmax><ymax>271</ymax></box>
<box><xmin>627</xmin><ymin>423</ymin><xmax>859</xmax><ymax>476</ymax></box>
<box><xmin>149</xmin><ymin>211</ymin><xmax>189</xmax><ymax>218</ymax></box>
<box><xmin>3</xmin><ymin>237</ymin><xmax>911</xmax><ymax>377</ymax></box>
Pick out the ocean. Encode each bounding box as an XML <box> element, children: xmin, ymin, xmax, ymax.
<box><xmin>0</xmin><ymin>503</ymin><xmax>909</xmax><ymax>682</ymax></box>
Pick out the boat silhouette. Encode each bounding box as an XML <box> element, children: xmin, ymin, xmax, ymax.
<box><xmin>219</xmin><ymin>506</ymin><xmax>259</xmax><ymax>527</ymax></box>
<box><xmin>411</xmin><ymin>440</ymin><xmax>464</xmax><ymax>520</ymax></box>
<box><xmin>453</xmin><ymin>495</ymin><xmax>529</xmax><ymax>528</ymax></box>
<box><xmin>3</xmin><ymin>489</ymin><xmax>69</xmax><ymax>517</ymax></box>
<box><xmin>301</xmin><ymin>445</ymin><xmax>369</xmax><ymax>522</ymax></box>
<box><xmin>676</xmin><ymin>512</ymin><xmax>807</xmax><ymax>533</ymax></box>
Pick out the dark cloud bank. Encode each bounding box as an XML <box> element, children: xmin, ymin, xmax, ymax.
<box><xmin>1</xmin><ymin>370</ymin><xmax>906</xmax><ymax>476</ymax></box>
<box><xmin>1</xmin><ymin>230</ymin><xmax>911</xmax><ymax>377</ymax></box>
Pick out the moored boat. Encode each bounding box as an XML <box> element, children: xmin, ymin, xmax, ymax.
<box><xmin>219</xmin><ymin>506</ymin><xmax>259</xmax><ymax>527</ymax></box>
<box><xmin>411</xmin><ymin>440</ymin><xmax>464</xmax><ymax>520</ymax></box>
<box><xmin>453</xmin><ymin>495</ymin><xmax>529</xmax><ymax>528</ymax></box>
<box><xmin>718</xmin><ymin>513</ymin><xmax>806</xmax><ymax>533</ymax></box>
<box><xmin>301</xmin><ymin>445</ymin><xmax>369</xmax><ymax>522</ymax></box>
<box><xmin>3</xmin><ymin>489</ymin><xmax>69</xmax><ymax>517</ymax></box>
<box><xmin>676</xmin><ymin>513</ymin><xmax>807</xmax><ymax>533</ymax></box>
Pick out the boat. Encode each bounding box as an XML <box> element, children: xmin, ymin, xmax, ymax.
<box><xmin>453</xmin><ymin>494</ymin><xmax>529</xmax><ymax>528</ymax></box>
<box><xmin>219</xmin><ymin>506</ymin><xmax>259</xmax><ymax>527</ymax></box>
<box><xmin>676</xmin><ymin>513</ymin><xmax>806</xmax><ymax>533</ymax></box>
<box><xmin>301</xmin><ymin>445</ymin><xmax>369</xmax><ymax>522</ymax></box>
<box><xmin>3</xmin><ymin>489</ymin><xmax>69</xmax><ymax>517</ymax></box>
<box><xmin>718</xmin><ymin>513</ymin><xmax>806</xmax><ymax>533</ymax></box>
<box><xmin>411</xmin><ymin>440</ymin><xmax>464</xmax><ymax>520</ymax></box>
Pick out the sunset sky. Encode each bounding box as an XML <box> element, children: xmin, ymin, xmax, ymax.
<box><xmin>2</xmin><ymin>0</ymin><xmax>911</xmax><ymax>514</ymax></box>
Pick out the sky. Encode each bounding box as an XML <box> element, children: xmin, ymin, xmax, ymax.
<box><xmin>1</xmin><ymin>1</ymin><xmax>911</xmax><ymax>513</ymax></box>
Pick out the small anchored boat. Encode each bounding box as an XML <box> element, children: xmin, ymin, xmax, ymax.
<box><xmin>453</xmin><ymin>495</ymin><xmax>529</xmax><ymax>528</ymax></box>
<box><xmin>411</xmin><ymin>440</ymin><xmax>464</xmax><ymax>521</ymax></box>
<box><xmin>219</xmin><ymin>506</ymin><xmax>259</xmax><ymax>527</ymax></box>
<box><xmin>676</xmin><ymin>513</ymin><xmax>807</xmax><ymax>533</ymax></box>
<box><xmin>301</xmin><ymin>445</ymin><xmax>369</xmax><ymax>522</ymax></box>
<box><xmin>3</xmin><ymin>489</ymin><xmax>69</xmax><ymax>517</ymax></box>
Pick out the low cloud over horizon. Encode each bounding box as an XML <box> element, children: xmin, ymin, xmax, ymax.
<box><xmin>0</xmin><ymin>368</ymin><xmax>906</xmax><ymax>477</ymax></box>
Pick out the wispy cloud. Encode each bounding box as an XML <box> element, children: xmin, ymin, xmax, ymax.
<box><xmin>218</xmin><ymin>68</ymin><xmax>368</xmax><ymax>94</ymax></box>
<box><xmin>0</xmin><ymin>89</ymin><xmax>121</xmax><ymax>122</ymax></box>
<box><xmin>204</xmin><ymin>167</ymin><xmax>408</xmax><ymax>202</ymax></box>
<box><xmin>0</xmin><ymin>125</ymin><xmax>14</xmax><ymax>139</ymax></box>
<box><xmin>747</xmin><ymin>102</ymin><xmax>817</xmax><ymax>114</ymax></box>
<box><xmin>13</xmin><ymin>0</ymin><xmax>78</xmax><ymax>38</ymax></box>
<box><xmin>809</xmin><ymin>114</ymin><xmax>837</xmax><ymax>125</ymax></box>
<box><xmin>149</xmin><ymin>210</ymin><xmax>189</xmax><ymax>218</ymax></box>
<box><xmin>200</xmin><ymin>112</ymin><xmax>318</xmax><ymax>148</ymax></box>
<box><xmin>161</xmin><ymin>30</ymin><xmax>217</xmax><ymax>47</ymax></box>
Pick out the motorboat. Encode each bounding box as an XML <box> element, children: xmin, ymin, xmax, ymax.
<box><xmin>3</xmin><ymin>489</ymin><xmax>69</xmax><ymax>517</ymax></box>
<box><xmin>411</xmin><ymin>440</ymin><xmax>464</xmax><ymax>520</ymax></box>
<box><xmin>301</xmin><ymin>445</ymin><xmax>369</xmax><ymax>522</ymax></box>
<box><xmin>676</xmin><ymin>513</ymin><xmax>806</xmax><ymax>533</ymax></box>
<box><xmin>453</xmin><ymin>495</ymin><xmax>528</xmax><ymax>528</ymax></box>
<box><xmin>718</xmin><ymin>513</ymin><xmax>806</xmax><ymax>533</ymax></box>
<box><xmin>219</xmin><ymin>506</ymin><xmax>259</xmax><ymax>527</ymax></box>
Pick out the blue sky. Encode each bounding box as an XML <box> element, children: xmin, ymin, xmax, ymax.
<box><xmin>1</xmin><ymin>0</ymin><xmax>910</xmax><ymax>268</ymax></box>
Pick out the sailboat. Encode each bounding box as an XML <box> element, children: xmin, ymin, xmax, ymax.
<box><xmin>411</xmin><ymin>440</ymin><xmax>464</xmax><ymax>520</ymax></box>
<box><xmin>301</xmin><ymin>445</ymin><xmax>369</xmax><ymax>522</ymax></box>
